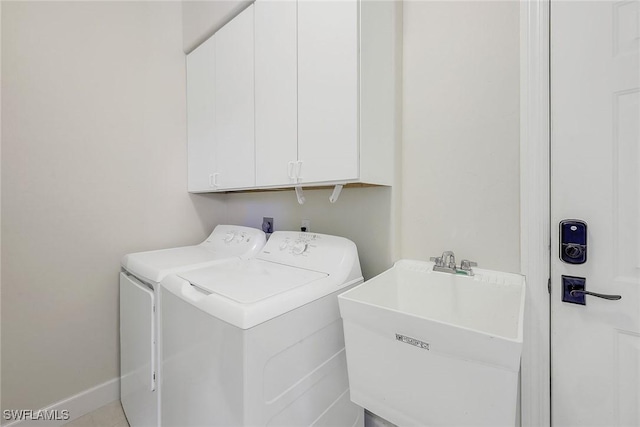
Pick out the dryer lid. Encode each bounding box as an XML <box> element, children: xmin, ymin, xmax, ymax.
<box><xmin>179</xmin><ymin>259</ymin><xmax>328</xmax><ymax>304</ymax></box>
<box><xmin>121</xmin><ymin>225</ymin><xmax>266</xmax><ymax>284</ymax></box>
<box><xmin>122</xmin><ymin>246</ymin><xmax>233</xmax><ymax>284</ymax></box>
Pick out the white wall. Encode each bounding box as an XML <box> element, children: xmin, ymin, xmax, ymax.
<box><xmin>401</xmin><ymin>1</ymin><xmax>520</xmax><ymax>272</ymax></box>
<box><xmin>1</xmin><ymin>1</ymin><xmax>226</xmax><ymax>412</ymax></box>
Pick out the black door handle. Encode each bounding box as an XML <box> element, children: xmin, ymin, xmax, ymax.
<box><xmin>569</xmin><ymin>289</ymin><xmax>621</xmax><ymax>301</ymax></box>
<box><xmin>562</xmin><ymin>275</ymin><xmax>622</xmax><ymax>305</ymax></box>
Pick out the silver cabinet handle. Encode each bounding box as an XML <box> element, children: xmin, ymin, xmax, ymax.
<box><xmin>570</xmin><ymin>290</ymin><xmax>622</xmax><ymax>300</ymax></box>
<box><xmin>287</xmin><ymin>161</ymin><xmax>296</xmax><ymax>181</ymax></box>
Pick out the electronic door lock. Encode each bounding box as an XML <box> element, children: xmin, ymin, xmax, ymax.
<box><xmin>559</xmin><ymin>220</ymin><xmax>587</xmax><ymax>264</ymax></box>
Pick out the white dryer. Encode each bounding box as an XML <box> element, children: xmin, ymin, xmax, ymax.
<box><xmin>160</xmin><ymin>231</ymin><xmax>364</xmax><ymax>427</ymax></box>
<box><xmin>119</xmin><ymin>225</ymin><xmax>266</xmax><ymax>427</ymax></box>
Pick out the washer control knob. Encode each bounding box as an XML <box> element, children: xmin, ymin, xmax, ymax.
<box><xmin>292</xmin><ymin>242</ymin><xmax>307</xmax><ymax>255</ymax></box>
<box><xmin>224</xmin><ymin>232</ymin><xmax>235</xmax><ymax>243</ymax></box>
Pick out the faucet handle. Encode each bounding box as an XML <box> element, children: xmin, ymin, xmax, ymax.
<box><xmin>430</xmin><ymin>256</ymin><xmax>443</xmax><ymax>266</ymax></box>
<box><xmin>460</xmin><ymin>259</ymin><xmax>478</xmax><ymax>271</ymax></box>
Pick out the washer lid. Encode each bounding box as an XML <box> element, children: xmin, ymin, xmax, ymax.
<box><xmin>179</xmin><ymin>260</ymin><xmax>328</xmax><ymax>304</ymax></box>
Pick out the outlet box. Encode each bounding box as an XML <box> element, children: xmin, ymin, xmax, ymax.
<box><xmin>301</xmin><ymin>219</ymin><xmax>311</xmax><ymax>232</ymax></box>
<box><xmin>262</xmin><ymin>217</ymin><xmax>274</xmax><ymax>234</ymax></box>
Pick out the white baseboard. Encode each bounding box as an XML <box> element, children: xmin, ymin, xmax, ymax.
<box><xmin>2</xmin><ymin>378</ymin><xmax>120</xmax><ymax>427</ymax></box>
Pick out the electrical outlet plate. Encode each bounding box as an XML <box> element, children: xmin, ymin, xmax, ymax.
<box><xmin>262</xmin><ymin>217</ymin><xmax>274</xmax><ymax>234</ymax></box>
<box><xmin>301</xmin><ymin>219</ymin><xmax>311</xmax><ymax>232</ymax></box>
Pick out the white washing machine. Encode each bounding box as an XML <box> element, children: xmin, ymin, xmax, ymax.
<box><xmin>160</xmin><ymin>231</ymin><xmax>365</xmax><ymax>427</ymax></box>
<box><xmin>119</xmin><ymin>225</ymin><xmax>266</xmax><ymax>427</ymax></box>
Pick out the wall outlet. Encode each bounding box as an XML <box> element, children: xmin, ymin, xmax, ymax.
<box><xmin>301</xmin><ymin>219</ymin><xmax>311</xmax><ymax>232</ymax></box>
<box><xmin>262</xmin><ymin>217</ymin><xmax>274</xmax><ymax>234</ymax></box>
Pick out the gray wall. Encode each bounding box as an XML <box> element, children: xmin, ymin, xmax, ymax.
<box><xmin>1</xmin><ymin>1</ymin><xmax>226</xmax><ymax>412</ymax></box>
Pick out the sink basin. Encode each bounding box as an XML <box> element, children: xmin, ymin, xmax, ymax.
<box><xmin>338</xmin><ymin>259</ymin><xmax>525</xmax><ymax>427</ymax></box>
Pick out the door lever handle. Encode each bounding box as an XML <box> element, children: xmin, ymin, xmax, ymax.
<box><xmin>569</xmin><ymin>290</ymin><xmax>621</xmax><ymax>301</ymax></box>
<box><xmin>562</xmin><ymin>275</ymin><xmax>622</xmax><ymax>305</ymax></box>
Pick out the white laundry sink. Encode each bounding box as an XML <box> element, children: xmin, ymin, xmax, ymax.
<box><xmin>338</xmin><ymin>259</ymin><xmax>525</xmax><ymax>427</ymax></box>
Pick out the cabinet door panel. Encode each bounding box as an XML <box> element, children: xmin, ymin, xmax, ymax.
<box><xmin>255</xmin><ymin>0</ymin><xmax>298</xmax><ymax>187</ymax></box>
<box><xmin>186</xmin><ymin>36</ymin><xmax>216</xmax><ymax>192</ymax></box>
<box><xmin>215</xmin><ymin>5</ymin><xmax>255</xmax><ymax>189</ymax></box>
<box><xmin>298</xmin><ymin>0</ymin><xmax>359</xmax><ymax>183</ymax></box>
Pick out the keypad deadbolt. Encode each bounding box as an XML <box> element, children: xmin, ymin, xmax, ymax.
<box><xmin>560</xmin><ymin>220</ymin><xmax>587</xmax><ymax>264</ymax></box>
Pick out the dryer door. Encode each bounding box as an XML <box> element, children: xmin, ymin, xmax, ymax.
<box><xmin>120</xmin><ymin>273</ymin><xmax>157</xmax><ymax>427</ymax></box>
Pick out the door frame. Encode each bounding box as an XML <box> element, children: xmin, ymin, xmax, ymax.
<box><xmin>520</xmin><ymin>1</ymin><xmax>551</xmax><ymax>426</ymax></box>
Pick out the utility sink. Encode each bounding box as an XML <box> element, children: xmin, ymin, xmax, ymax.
<box><xmin>338</xmin><ymin>259</ymin><xmax>525</xmax><ymax>427</ymax></box>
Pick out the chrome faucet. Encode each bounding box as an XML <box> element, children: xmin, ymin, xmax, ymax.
<box><xmin>430</xmin><ymin>251</ymin><xmax>457</xmax><ymax>274</ymax></box>
<box><xmin>430</xmin><ymin>251</ymin><xmax>478</xmax><ymax>276</ymax></box>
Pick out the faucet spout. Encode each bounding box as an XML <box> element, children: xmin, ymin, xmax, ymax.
<box><xmin>441</xmin><ymin>251</ymin><xmax>456</xmax><ymax>269</ymax></box>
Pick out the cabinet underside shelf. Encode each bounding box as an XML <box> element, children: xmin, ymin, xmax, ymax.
<box><xmin>190</xmin><ymin>182</ymin><xmax>386</xmax><ymax>195</ymax></box>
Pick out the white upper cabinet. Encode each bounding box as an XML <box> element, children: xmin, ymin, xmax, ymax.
<box><xmin>215</xmin><ymin>4</ymin><xmax>255</xmax><ymax>190</ymax></box>
<box><xmin>254</xmin><ymin>0</ymin><xmax>298</xmax><ymax>187</ymax></box>
<box><xmin>186</xmin><ymin>36</ymin><xmax>216</xmax><ymax>192</ymax></box>
<box><xmin>187</xmin><ymin>0</ymin><xmax>399</xmax><ymax>192</ymax></box>
<box><xmin>297</xmin><ymin>0</ymin><xmax>359</xmax><ymax>184</ymax></box>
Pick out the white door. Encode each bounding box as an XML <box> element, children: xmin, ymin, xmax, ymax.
<box><xmin>297</xmin><ymin>0</ymin><xmax>359</xmax><ymax>184</ymax></box>
<box><xmin>186</xmin><ymin>36</ymin><xmax>216</xmax><ymax>192</ymax></box>
<box><xmin>215</xmin><ymin>4</ymin><xmax>255</xmax><ymax>190</ymax></box>
<box><xmin>551</xmin><ymin>1</ymin><xmax>640</xmax><ymax>426</ymax></box>
<box><xmin>254</xmin><ymin>0</ymin><xmax>298</xmax><ymax>187</ymax></box>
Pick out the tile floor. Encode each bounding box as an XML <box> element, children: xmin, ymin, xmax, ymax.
<box><xmin>63</xmin><ymin>401</ymin><xmax>129</xmax><ymax>427</ymax></box>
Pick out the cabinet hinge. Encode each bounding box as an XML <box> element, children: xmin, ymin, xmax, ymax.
<box><xmin>548</xmin><ymin>278</ymin><xmax>551</xmax><ymax>294</ymax></box>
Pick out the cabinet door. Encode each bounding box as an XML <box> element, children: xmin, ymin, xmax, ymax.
<box><xmin>215</xmin><ymin>5</ymin><xmax>255</xmax><ymax>189</ymax></box>
<box><xmin>297</xmin><ymin>0</ymin><xmax>359</xmax><ymax>184</ymax></box>
<box><xmin>186</xmin><ymin>36</ymin><xmax>217</xmax><ymax>192</ymax></box>
<box><xmin>254</xmin><ymin>0</ymin><xmax>298</xmax><ymax>187</ymax></box>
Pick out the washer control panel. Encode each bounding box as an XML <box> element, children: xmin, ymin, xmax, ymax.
<box><xmin>276</xmin><ymin>233</ymin><xmax>320</xmax><ymax>256</ymax></box>
<box><xmin>257</xmin><ymin>231</ymin><xmax>358</xmax><ymax>275</ymax></box>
